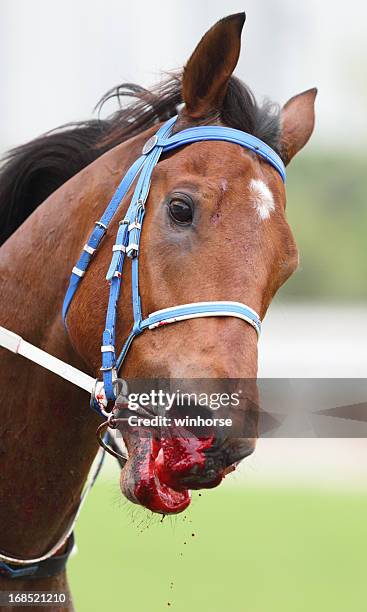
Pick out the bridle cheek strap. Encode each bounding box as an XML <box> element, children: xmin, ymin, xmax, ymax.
<box><xmin>62</xmin><ymin>115</ymin><xmax>285</xmax><ymax>406</ymax></box>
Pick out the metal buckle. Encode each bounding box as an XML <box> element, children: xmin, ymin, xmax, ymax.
<box><xmin>142</xmin><ymin>135</ymin><xmax>158</xmax><ymax>155</ymax></box>
<box><xmin>126</xmin><ymin>243</ymin><xmax>139</xmax><ymax>257</ymax></box>
<box><xmin>128</xmin><ymin>221</ymin><xmax>141</xmax><ymax>232</ymax></box>
<box><xmin>95</xmin><ymin>221</ymin><xmax>108</xmax><ymax>231</ymax></box>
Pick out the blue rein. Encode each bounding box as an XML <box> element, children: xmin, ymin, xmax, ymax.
<box><xmin>62</xmin><ymin>116</ymin><xmax>286</xmax><ymax>407</ymax></box>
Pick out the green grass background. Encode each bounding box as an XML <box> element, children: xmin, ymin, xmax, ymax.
<box><xmin>272</xmin><ymin>154</ymin><xmax>367</xmax><ymax>300</ymax></box>
<box><xmin>69</xmin><ymin>480</ymin><xmax>367</xmax><ymax>612</ymax></box>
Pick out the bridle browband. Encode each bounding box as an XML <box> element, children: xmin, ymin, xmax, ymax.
<box><xmin>63</xmin><ymin>115</ymin><xmax>285</xmax><ymax>407</ymax></box>
<box><xmin>0</xmin><ymin>114</ymin><xmax>285</xmax><ymax>578</ymax></box>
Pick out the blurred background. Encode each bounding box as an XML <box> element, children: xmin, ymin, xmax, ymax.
<box><xmin>1</xmin><ymin>1</ymin><xmax>366</xmax><ymax>610</ymax></box>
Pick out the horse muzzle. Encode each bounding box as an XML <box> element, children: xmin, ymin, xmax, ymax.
<box><xmin>118</xmin><ymin>413</ymin><xmax>256</xmax><ymax>514</ymax></box>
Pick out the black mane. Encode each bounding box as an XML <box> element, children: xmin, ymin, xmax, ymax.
<box><xmin>0</xmin><ymin>75</ymin><xmax>280</xmax><ymax>245</ymax></box>
<box><xmin>95</xmin><ymin>75</ymin><xmax>280</xmax><ymax>153</ymax></box>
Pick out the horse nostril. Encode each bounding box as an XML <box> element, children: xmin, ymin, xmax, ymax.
<box><xmin>225</xmin><ymin>440</ymin><xmax>255</xmax><ymax>466</ymax></box>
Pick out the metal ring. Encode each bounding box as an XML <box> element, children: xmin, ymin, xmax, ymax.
<box><xmin>96</xmin><ymin>422</ymin><xmax>128</xmax><ymax>464</ymax></box>
<box><xmin>107</xmin><ymin>412</ymin><xmax>118</xmax><ymax>428</ymax></box>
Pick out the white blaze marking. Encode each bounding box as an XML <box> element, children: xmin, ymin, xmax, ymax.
<box><xmin>249</xmin><ymin>179</ymin><xmax>275</xmax><ymax>220</ymax></box>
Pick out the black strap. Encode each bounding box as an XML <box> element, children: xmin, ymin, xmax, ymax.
<box><xmin>0</xmin><ymin>533</ymin><xmax>75</xmax><ymax>580</ymax></box>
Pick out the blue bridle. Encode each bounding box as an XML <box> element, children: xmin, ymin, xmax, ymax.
<box><xmin>62</xmin><ymin>116</ymin><xmax>285</xmax><ymax>408</ymax></box>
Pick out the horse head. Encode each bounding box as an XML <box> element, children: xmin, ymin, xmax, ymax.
<box><xmin>65</xmin><ymin>13</ymin><xmax>317</xmax><ymax>514</ymax></box>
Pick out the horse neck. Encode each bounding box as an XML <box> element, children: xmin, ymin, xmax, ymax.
<box><xmin>0</xmin><ymin>127</ymin><xmax>150</xmax><ymax>556</ymax></box>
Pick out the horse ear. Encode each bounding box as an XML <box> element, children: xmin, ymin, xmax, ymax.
<box><xmin>280</xmin><ymin>88</ymin><xmax>318</xmax><ymax>165</ymax></box>
<box><xmin>182</xmin><ymin>12</ymin><xmax>246</xmax><ymax>119</ymax></box>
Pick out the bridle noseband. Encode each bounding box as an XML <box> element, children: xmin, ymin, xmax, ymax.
<box><xmin>62</xmin><ymin>115</ymin><xmax>286</xmax><ymax>408</ymax></box>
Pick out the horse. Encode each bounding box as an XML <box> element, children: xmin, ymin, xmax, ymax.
<box><xmin>0</xmin><ymin>12</ymin><xmax>316</xmax><ymax>610</ymax></box>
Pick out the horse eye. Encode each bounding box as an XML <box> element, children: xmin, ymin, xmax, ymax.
<box><xmin>168</xmin><ymin>196</ymin><xmax>193</xmax><ymax>225</ymax></box>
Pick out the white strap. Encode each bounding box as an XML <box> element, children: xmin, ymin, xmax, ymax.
<box><xmin>0</xmin><ymin>326</ymin><xmax>96</xmax><ymax>394</ymax></box>
<box><xmin>0</xmin><ymin>325</ymin><xmax>108</xmax><ymax>566</ymax></box>
<box><xmin>148</xmin><ymin>311</ymin><xmax>259</xmax><ymax>332</ymax></box>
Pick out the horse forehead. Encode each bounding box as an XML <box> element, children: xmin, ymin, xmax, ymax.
<box><xmin>161</xmin><ymin>140</ymin><xmax>257</xmax><ymax>178</ymax></box>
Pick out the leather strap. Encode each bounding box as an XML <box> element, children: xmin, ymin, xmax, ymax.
<box><xmin>161</xmin><ymin>125</ymin><xmax>286</xmax><ymax>182</ymax></box>
<box><xmin>0</xmin><ymin>534</ymin><xmax>75</xmax><ymax>580</ymax></box>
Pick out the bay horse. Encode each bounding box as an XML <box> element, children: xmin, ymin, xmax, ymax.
<box><xmin>0</xmin><ymin>12</ymin><xmax>316</xmax><ymax>610</ymax></box>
